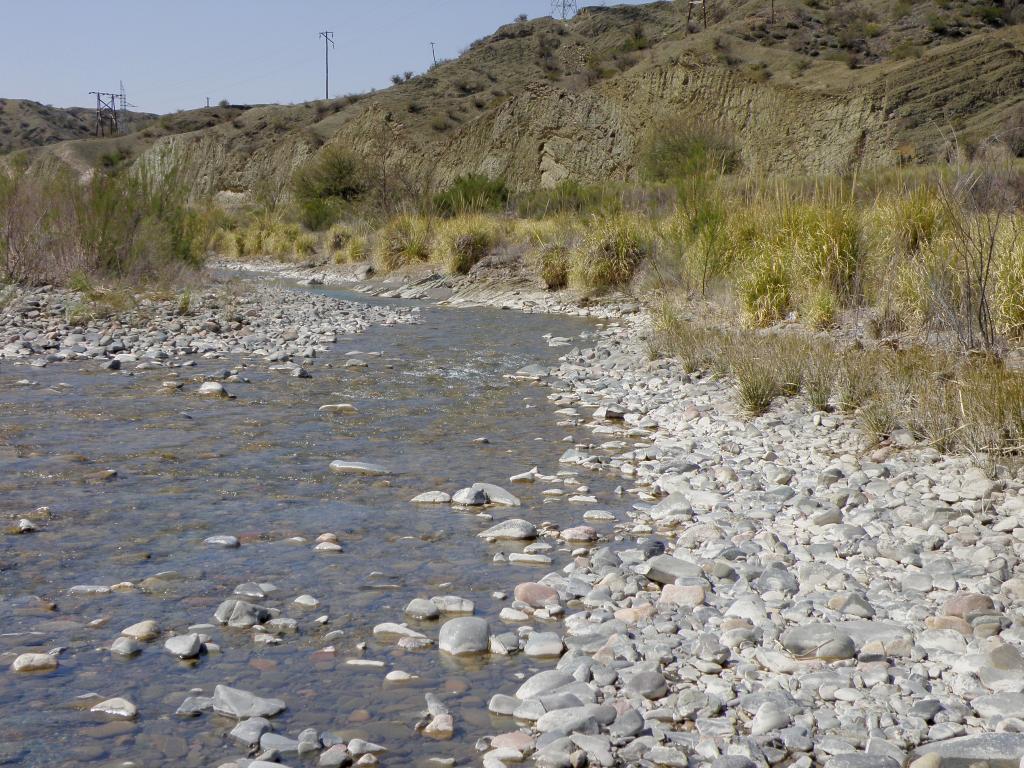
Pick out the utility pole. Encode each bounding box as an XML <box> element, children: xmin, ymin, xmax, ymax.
<box><xmin>430</xmin><ymin>42</ymin><xmax>437</xmax><ymax>66</ymax></box>
<box><xmin>206</xmin><ymin>97</ymin><xmax>211</xmax><ymax>108</ymax></box>
<box><xmin>550</xmin><ymin>0</ymin><xmax>579</xmax><ymax>19</ymax></box>
<box><xmin>319</xmin><ymin>30</ymin><xmax>334</xmax><ymax>100</ymax></box>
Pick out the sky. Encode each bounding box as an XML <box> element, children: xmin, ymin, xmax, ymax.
<box><xmin>1</xmin><ymin>1</ymin><xmax>650</xmax><ymax>115</ymax></box>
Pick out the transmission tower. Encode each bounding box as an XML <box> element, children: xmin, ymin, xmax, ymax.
<box><xmin>551</xmin><ymin>0</ymin><xmax>579</xmax><ymax>20</ymax></box>
<box><xmin>89</xmin><ymin>91</ymin><xmax>120</xmax><ymax>136</ymax></box>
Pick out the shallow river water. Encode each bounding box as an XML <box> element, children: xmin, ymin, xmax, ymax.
<box><xmin>0</xmin><ymin>282</ymin><xmax>624</xmax><ymax>767</ymax></box>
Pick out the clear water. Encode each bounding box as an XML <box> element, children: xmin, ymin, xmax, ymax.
<box><xmin>0</xmin><ymin>283</ymin><xmax>622</xmax><ymax>768</ymax></box>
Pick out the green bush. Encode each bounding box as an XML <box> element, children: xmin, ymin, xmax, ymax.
<box><xmin>641</xmin><ymin>118</ymin><xmax>740</xmax><ymax>183</ymax></box>
<box><xmin>1</xmin><ymin>163</ymin><xmax>210</xmax><ymax>285</ymax></box>
<box><xmin>433</xmin><ymin>174</ymin><xmax>509</xmax><ymax>216</ymax></box>
<box><xmin>514</xmin><ymin>180</ymin><xmax>622</xmax><ymax>218</ymax></box>
<box><xmin>373</xmin><ymin>214</ymin><xmax>432</xmax><ymax>272</ymax></box>
<box><xmin>291</xmin><ymin>144</ymin><xmax>368</xmax><ymax>230</ymax></box>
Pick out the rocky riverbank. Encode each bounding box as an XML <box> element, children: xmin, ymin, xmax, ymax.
<box><xmin>4</xmin><ymin>267</ymin><xmax>1023</xmax><ymax>768</ymax></box>
<box><xmin>457</xmin><ymin>317</ymin><xmax>1024</xmax><ymax>768</ymax></box>
<box><xmin>0</xmin><ymin>280</ymin><xmax>419</xmax><ymax>372</ymax></box>
<box><xmin>212</xmin><ymin>259</ymin><xmax>639</xmax><ymax>319</ymax></box>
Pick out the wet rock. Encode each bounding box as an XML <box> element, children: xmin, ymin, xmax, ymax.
<box><xmin>90</xmin><ymin>697</ymin><xmax>137</xmax><ymax>719</ymax></box>
<box><xmin>121</xmin><ymin>619</ymin><xmax>160</xmax><ymax>641</ymax></box>
<box><xmin>10</xmin><ymin>653</ymin><xmax>57</xmax><ymax>673</ymax></box>
<box><xmin>110</xmin><ymin>636</ymin><xmax>142</xmax><ymax>656</ymax></box>
<box><xmin>204</xmin><ymin>535</ymin><xmax>240</xmax><ymax>548</ymax></box>
<box><xmin>329</xmin><ymin>460</ymin><xmax>391</xmax><ymax>475</ymax></box>
<box><xmin>452</xmin><ymin>487</ymin><xmax>488</xmax><ymax>506</ymax></box>
<box><xmin>478</xmin><ymin>519</ymin><xmax>537</xmax><ymax>541</ymax></box>
<box><xmin>524</xmin><ymin>632</ymin><xmax>564</xmax><ymax>657</ymax></box>
<box><xmin>438</xmin><ymin>617</ymin><xmax>490</xmax><ymax>655</ymax></box>
<box><xmin>230</xmin><ymin>717</ymin><xmax>271</xmax><ymax>747</ymax></box>
<box><xmin>164</xmin><ymin>633</ymin><xmax>203</xmax><ymax>659</ymax></box>
<box><xmin>411</xmin><ymin>491</ymin><xmax>451</xmax><ymax>504</ymax></box>
<box><xmin>405</xmin><ymin>598</ymin><xmax>441</xmax><ymax>620</ymax></box>
<box><xmin>211</xmin><ymin>685</ymin><xmax>286</xmax><ymax>719</ymax></box>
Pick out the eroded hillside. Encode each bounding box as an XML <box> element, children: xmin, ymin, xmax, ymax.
<box><xmin>23</xmin><ymin>0</ymin><xmax>1024</xmax><ymax>196</ymax></box>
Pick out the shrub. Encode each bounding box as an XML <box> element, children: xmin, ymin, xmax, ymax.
<box><xmin>640</xmin><ymin>118</ymin><xmax>740</xmax><ymax>183</ymax></box>
<box><xmin>514</xmin><ymin>180</ymin><xmax>622</xmax><ymax>218</ymax></box>
<box><xmin>291</xmin><ymin>144</ymin><xmax>368</xmax><ymax>230</ymax></box>
<box><xmin>730</xmin><ymin>352</ymin><xmax>784</xmax><ymax>415</ymax></box>
<box><xmin>568</xmin><ymin>215</ymin><xmax>654</xmax><ymax>293</ymax></box>
<box><xmin>433</xmin><ymin>215</ymin><xmax>503</xmax><ymax>274</ymax></box>
<box><xmin>803</xmin><ymin>345</ymin><xmax>838</xmax><ymax>411</ymax></box>
<box><xmin>434</xmin><ymin>174</ymin><xmax>509</xmax><ymax>216</ymax></box>
<box><xmin>536</xmin><ymin>244</ymin><xmax>571</xmax><ymax>289</ymax></box>
<box><xmin>1</xmin><ymin>162</ymin><xmax>210</xmax><ymax>285</ymax></box>
<box><xmin>373</xmin><ymin>214</ymin><xmax>432</xmax><ymax>272</ymax></box>
<box><xmin>342</xmin><ymin>234</ymin><xmax>370</xmax><ymax>263</ymax></box>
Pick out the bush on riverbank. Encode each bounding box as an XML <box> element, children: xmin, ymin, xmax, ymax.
<box><xmin>654</xmin><ymin>303</ymin><xmax>1024</xmax><ymax>459</ymax></box>
<box><xmin>0</xmin><ymin>160</ymin><xmax>213</xmax><ymax>286</ymax></box>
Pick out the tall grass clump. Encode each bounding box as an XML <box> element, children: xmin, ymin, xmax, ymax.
<box><xmin>568</xmin><ymin>215</ymin><xmax>654</xmax><ymax>293</ymax></box>
<box><xmin>433</xmin><ymin>215</ymin><xmax>503</xmax><ymax>274</ymax></box>
<box><xmin>372</xmin><ymin>214</ymin><xmax>432</xmax><ymax>272</ymax></box>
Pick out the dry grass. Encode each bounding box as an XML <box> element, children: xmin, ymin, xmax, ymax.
<box><xmin>372</xmin><ymin>214</ymin><xmax>433</xmax><ymax>272</ymax></box>
<box><xmin>433</xmin><ymin>215</ymin><xmax>504</xmax><ymax>274</ymax></box>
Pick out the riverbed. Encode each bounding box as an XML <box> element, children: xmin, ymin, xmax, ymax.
<box><xmin>0</xmin><ymin>280</ymin><xmax>619</xmax><ymax>767</ymax></box>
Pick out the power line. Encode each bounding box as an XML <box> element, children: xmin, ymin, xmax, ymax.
<box><xmin>551</xmin><ymin>0</ymin><xmax>579</xmax><ymax>20</ymax></box>
<box><xmin>319</xmin><ymin>30</ymin><xmax>334</xmax><ymax>100</ymax></box>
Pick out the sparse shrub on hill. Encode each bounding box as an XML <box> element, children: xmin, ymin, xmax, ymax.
<box><xmin>640</xmin><ymin>117</ymin><xmax>740</xmax><ymax>183</ymax></box>
<box><xmin>433</xmin><ymin>174</ymin><xmax>509</xmax><ymax>216</ymax></box>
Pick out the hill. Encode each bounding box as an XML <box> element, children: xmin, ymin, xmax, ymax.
<box><xmin>0</xmin><ymin>98</ymin><xmax>160</xmax><ymax>155</ymax></box>
<box><xmin>20</xmin><ymin>0</ymin><xmax>1024</xmax><ymax>195</ymax></box>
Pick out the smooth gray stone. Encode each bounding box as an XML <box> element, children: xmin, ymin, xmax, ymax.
<box><xmin>912</xmin><ymin>734</ymin><xmax>1024</xmax><ymax>768</ymax></box>
<box><xmin>972</xmin><ymin>693</ymin><xmax>1024</xmax><ymax>719</ymax></box>
<box><xmin>452</xmin><ymin>487</ymin><xmax>488</xmax><ymax>506</ymax></box>
<box><xmin>164</xmin><ymin>633</ymin><xmax>203</xmax><ymax>659</ymax></box>
<box><xmin>261</xmin><ymin>733</ymin><xmax>300</xmax><ymax>754</ymax></box>
<box><xmin>626</xmin><ymin>670</ymin><xmax>668</xmax><ymax>699</ymax></box>
<box><xmin>175</xmin><ymin>696</ymin><xmax>212</xmax><ymax>717</ymax></box>
<box><xmin>488</xmin><ymin>694</ymin><xmax>519</xmax><ymax>715</ymax></box>
<box><xmin>780</xmin><ymin>624</ymin><xmax>856</xmax><ymax>660</ymax></box>
<box><xmin>643</xmin><ymin>555</ymin><xmax>703</xmax><ymax>585</ymax></box>
<box><xmin>825</xmin><ymin>755</ymin><xmax>899</xmax><ymax>768</ymax></box>
<box><xmin>212</xmin><ymin>685</ymin><xmax>286</xmax><ymax>719</ymax></box>
<box><xmin>230</xmin><ymin>717</ymin><xmax>271</xmax><ymax>747</ymax></box>
<box><xmin>404</xmin><ymin>598</ymin><xmax>440</xmax><ymax>620</ymax></box>
<box><xmin>517</xmin><ymin>670</ymin><xmax>575</xmax><ymax>700</ymax></box>
<box><xmin>472</xmin><ymin>482</ymin><xmax>521</xmax><ymax>506</ymax></box>
<box><xmin>478</xmin><ymin>518</ymin><xmax>537</xmax><ymax>540</ymax></box>
<box><xmin>438</xmin><ymin>617</ymin><xmax>489</xmax><ymax>655</ymax></box>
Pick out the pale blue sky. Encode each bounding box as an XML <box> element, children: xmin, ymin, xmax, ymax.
<box><xmin>2</xmin><ymin>1</ymin><xmax>649</xmax><ymax>114</ymax></box>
